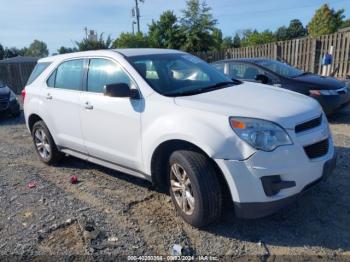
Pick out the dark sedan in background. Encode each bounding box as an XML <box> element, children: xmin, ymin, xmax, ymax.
<box><xmin>0</xmin><ymin>81</ymin><xmax>21</xmax><ymax>118</ymax></box>
<box><xmin>212</xmin><ymin>58</ymin><xmax>350</xmax><ymax>115</ymax></box>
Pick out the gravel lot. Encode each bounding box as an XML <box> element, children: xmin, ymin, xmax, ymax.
<box><xmin>0</xmin><ymin>106</ymin><xmax>350</xmax><ymax>260</ymax></box>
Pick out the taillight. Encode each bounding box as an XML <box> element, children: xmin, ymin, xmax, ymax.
<box><xmin>21</xmin><ymin>88</ymin><xmax>26</xmax><ymax>102</ymax></box>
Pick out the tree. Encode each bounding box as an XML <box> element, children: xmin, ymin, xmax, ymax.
<box><xmin>340</xmin><ymin>18</ymin><xmax>350</xmax><ymax>29</ymax></box>
<box><xmin>0</xmin><ymin>44</ymin><xmax>4</xmax><ymax>60</ymax></box>
<box><xmin>25</xmin><ymin>40</ymin><xmax>49</xmax><ymax>57</ymax></box>
<box><xmin>275</xmin><ymin>26</ymin><xmax>289</xmax><ymax>41</ymax></box>
<box><xmin>180</xmin><ymin>0</ymin><xmax>218</xmax><ymax>52</ymax></box>
<box><xmin>3</xmin><ymin>47</ymin><xmax>22</xmax><ymax>58</ymax></box>
<box><xmin>211</xmin><ymin>28</ymin><xmax>223</xmax><ymax>50</ymax></box>
<box><xmin>275</xmin><ymin>20</ymin><xmax>307</xmax><ymax>41</ymax></box>
<box><xmin>287</xmin><ymin>19</ymin><xmax>307</xmax><ymax>39</ymax></box>
<box><xmin>232</xmin><ymin>33</ymin><xmax>241</xmax><ymax>48</ymax></box>
<box><xmin>57</xmin><ymin>46</ymin><xmax>78</xmax><ymax>54</ymax></box>
<box><xmin>308</xmin><ymin>4</ymin><xmax>345</xmax><ymax>36</ymax></box>
<box><xmin>112</xmin><ymin>32</ymin><xmax>149</xmax><ymax>48</ymax></box>
<box><xmin>148</xmin><ymin>10</ymin><xmax>184</xmax><ymax>49</ymax></box>
<box><xmin>221</xmin><ymin>37</ymin><xmax>233</xmax><ymax>49</ymax></box>
<box><xmin>241</xmin><ymin>29</ymin><xmax>276</xmax><ymax>47</ymax></box>
<box><xmin>76</xmin><ymin>33</ymin><xmax>112</xmax><ymax>51</ymax></box>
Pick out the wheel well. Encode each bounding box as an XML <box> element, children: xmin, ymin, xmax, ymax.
<box><xmin>150</xmin><ymin>140</ymin><xmax>232</xmax><ymax>203</ymax></box>
<box><xmin>28</xmin><ymin>114</ymin><xmax>43</xmax><ymax>133</ymax></box>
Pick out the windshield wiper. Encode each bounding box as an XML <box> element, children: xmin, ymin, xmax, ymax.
<box><xmin>167</xmin><ymin>81</ymin><xmax>237</xmax><ymax>97</ymax></box>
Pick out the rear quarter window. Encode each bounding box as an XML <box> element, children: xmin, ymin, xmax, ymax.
<box><xmin>26</xmin><ymin>62</ymin><xmax>51</xmax><ymax>85</ymax></box>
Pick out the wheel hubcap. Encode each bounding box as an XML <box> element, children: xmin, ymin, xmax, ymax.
<box><xmin>34</xmin><ymin>128</ymin><xmax>51</xmax><ymax>160</ymax></box>
<box><xmin>170</xmin><ymin>163</ymin><xmax>195</xmax><ymax>215</ymax></box>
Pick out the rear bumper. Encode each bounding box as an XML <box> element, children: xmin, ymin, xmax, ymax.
<box><xmin>233</xmin><ymin>154</ymin><xmax>337</xmax><ymax>218</ymax></box>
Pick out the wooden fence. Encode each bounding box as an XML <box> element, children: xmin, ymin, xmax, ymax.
<box><xmin>196</xmin><ymin>31</ymin><xmax>350</xmax><ymax>79</ymax></box>
<box><xmin>0</xmin><ymin>57</ymin><xmax>38</xmax><ymax>94</ymax></box>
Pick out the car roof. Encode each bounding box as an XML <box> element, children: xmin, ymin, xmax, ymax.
<box><xmin>39</xmin><ymin>48</ymin><xmax>185</xmax><ymax>63</ymax></box>
<box><xmin>213</xmin><ymin>58</ymin><xmax>272</xmax><ymax>64</ymax></box>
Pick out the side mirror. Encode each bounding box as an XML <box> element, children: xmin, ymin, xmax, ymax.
<box><xmin>255</xmin><ymin>74</ymin><xmax>269</xmax><ymax>84</ymax></box>
<box><xmin>104</xmin><ymin>83</ymin><xmax>140</xmax><ymax>99</ymax></box>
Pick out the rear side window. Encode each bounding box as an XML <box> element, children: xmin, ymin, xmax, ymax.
<box><xmin>27</xmin><ymin>62</ymin><xmax>51</xmax><ymax>85</ymax></box>
<box><xmin>87</xmin><ymin>58</ymin><xmax>132</xmax><ymax>93</ymax></box>
<box><xmin>48</xmin><ymin>59</ymin><xmax>84</xmax><ymax>90</ymax></box>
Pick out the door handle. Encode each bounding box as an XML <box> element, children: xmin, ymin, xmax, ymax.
<box><xmin>85</xmin><ymin>102</ymin><xmax>93</xmax><ymax>110</ymax></box>
<box><xmin>46</xmin><ymin>93</ymin><xmax>52</xmax><ymax>100</ymax></box>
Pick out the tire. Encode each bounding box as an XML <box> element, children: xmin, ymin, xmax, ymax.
<box><xmin>168</xmin><ymin>150</ymin><xmax>222</xmax><ymax>227</ymax></box>
<box><xmin>32</xmin><ymin>121</ymin><xmax>63</xmax><ymax>165</ymax></box>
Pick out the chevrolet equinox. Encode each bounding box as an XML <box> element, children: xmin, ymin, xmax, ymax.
<box><xmin>23</xmin><ymin>49</ymin><xmax>336</xmax><ymax>227</ymax></box>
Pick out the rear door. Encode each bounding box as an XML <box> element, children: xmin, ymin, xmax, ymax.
<box><xmin>80</xmin><ymin>58</ymin><xmax>143</xmax><ymax>170</ymax></box>
<box><xmin>43</xmin><ymin>59</ymin><xmax>87</xmax><ymax>153</ymax></box>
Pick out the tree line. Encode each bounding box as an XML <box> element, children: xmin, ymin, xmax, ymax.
<box><xmin>1</xmin><ymin>1</ymin><xmax>349</xmax><ymax>59</ymax></box>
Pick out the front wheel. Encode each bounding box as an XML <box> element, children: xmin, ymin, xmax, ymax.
<box><xmin>169</xmin><ymin>150</ymin><xmax>222</xmax><ymax>227</ymax></box>
<box><xmin>32</xmin><ymin>121</ymin><xmax>63</xmax><ymax>165</ymax></box>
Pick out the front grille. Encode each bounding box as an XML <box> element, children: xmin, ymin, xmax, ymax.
<box><xmin>295</xmin><ymin>115</ymin><xmax>322</xmax><ymax>133</ymax></box>
<box><xmin>0</xmin><ymin>94</ymin><xmax>9</xmax><ymax>110</ymax></box>
<box><xmin>304</xmin><ymin>139</ymin><xmax>329</xmax><ymax>159</ymax></box>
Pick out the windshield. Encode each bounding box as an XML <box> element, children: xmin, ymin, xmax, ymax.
<box><xmin>255</xmin><ymin>60</ymin><xmax>303</xmax><ymax>78</ymax></box>
<box><xmin>128</xmin><ymin>53</ymin><xmax>236</xmax><ymax>96</ymax></box>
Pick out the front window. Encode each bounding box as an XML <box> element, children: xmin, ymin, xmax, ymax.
<box><xmin>128</xmin><ymin>54</ymin><xmax>236</xmax><ymax>96</ymax></box>
<box><xmin>87</xmin><ymin>58</ymin><xmax>132</xmax><ymax>93</ymax></box>
<box><xmin>228</xmin><ymin>62</ymin><xmax>264</xmax><ymax>80</ymax></box>
<box><xmin>255</xmin><ymin>60</ymin><xmax>303</xmax><ymax>78</ymax></box>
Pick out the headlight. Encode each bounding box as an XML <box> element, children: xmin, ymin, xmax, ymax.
<box><xmin>10</xmin><ymin>91</ymin><xmax>17</xmax><ymax>101</ymax></box>
<box><xmin>309</xmin><ymin>89</ymin><xmax>340</xmax><ymax>96</ymax></box>
<box><xmin>229</xmin><ymin>117</ymin><xmax>292</xmax><ymax>151</ymax></box>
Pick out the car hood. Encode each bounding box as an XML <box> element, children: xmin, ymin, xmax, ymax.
<box><xmin>0</xmin><ymin>85</ymin><xmax>10</xmax><ymax>96</ymax></box>
<box><xmin>174</xmin><ymin>82</ymin><xmax>323</xmax><ymax>129</ymax></box>
<box><xmin>292</xmin><ymin>74</ymin><xmax>344</xmax><ymax>90</ymax></box>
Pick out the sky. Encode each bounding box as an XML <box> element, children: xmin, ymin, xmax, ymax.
<box><xmin>0</xmin><ymin>0</ymin><xmax>349</xmax><ymax>54</ymax></box>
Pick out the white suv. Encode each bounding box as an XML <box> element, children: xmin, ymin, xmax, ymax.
<box><xmin>23</xmin><ymin>49</ymin><xmax>336</xmax><ymax>227</ymax></box>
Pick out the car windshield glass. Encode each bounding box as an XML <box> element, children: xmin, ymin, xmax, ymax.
<box><xmin>255</xmin><ymin>60</ymin><xmax>303</xmax><ymax>78</ymax></box>
<box><xmin>0</xmin><ymin>81</ymin><xmax>5</xmax><ymax>88</ymax></box>
<box><xmin>128</xmin><ymin>53</ymin><xmax>237</xmax><ymax>96</ymax></box>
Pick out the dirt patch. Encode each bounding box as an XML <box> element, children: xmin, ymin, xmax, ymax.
<box><xmin>38</xmin><ymin>222</ymin><xmax>85</xmax><ymax>255</ymax></box>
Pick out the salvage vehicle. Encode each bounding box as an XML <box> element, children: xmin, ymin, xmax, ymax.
<box><xmin>23</xmin><ymin>49</ymin><xmax>336</xmax><ymax>227</ymax></box>
<box><xmin>0</xmin><ymin>81</ymin><xmax>21</xmax><ymax>117</ymax></box>
<box><xmin>212</xmin><ymin>58</ymin><xmax>350</xmax><ymax>115</ymax></box>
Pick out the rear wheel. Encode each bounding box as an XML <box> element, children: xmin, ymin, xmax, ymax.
<box><xmin>32</xmin><ymin>121</ymin><xmax>63</xmax><ymax>165</ymax></box>
<box><xmin>169</xmin><ymin>150</ymin><xmax>222</xmax><ymax>227</ymax></box>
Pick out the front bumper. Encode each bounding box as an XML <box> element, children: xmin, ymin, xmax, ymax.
<box><xmin>0</xmin><ymin>99</ymin><xmax>20</xmax><ymax>115</ymax></box>
<box><xmin>215</xmin><ymin>119</ymin><xmax>335</xmax><ymax>218</ymax></box>
<box><xmin>233</xmin><ymin>154</ymin><xmax>336</xmax><ymax>218</ymax></box>
<box><xmin>314</xmin><ymin>93</ymin><xmax>350</xmax><ymax>115</ymax></box>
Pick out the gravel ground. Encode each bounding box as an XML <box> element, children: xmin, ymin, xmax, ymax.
<box><xmin>0</xmin><ymin>106</ymin><xmax>349</xmax><ymax>260</ymax></box>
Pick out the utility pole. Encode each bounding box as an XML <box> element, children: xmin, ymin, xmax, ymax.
<box><xmin>132</xmin><ymin>0</ymin><xmax>144</xmax><ymax>34</ymax></box>
<box><xmin>135</xmin><ymin>0</ymin><xmax>140</xmax><ymax>33</ymax></box>
<box><xmin>132</xmin><ymin>21</ymin><xmax>136</xmax><ymax>35</ymax></box>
